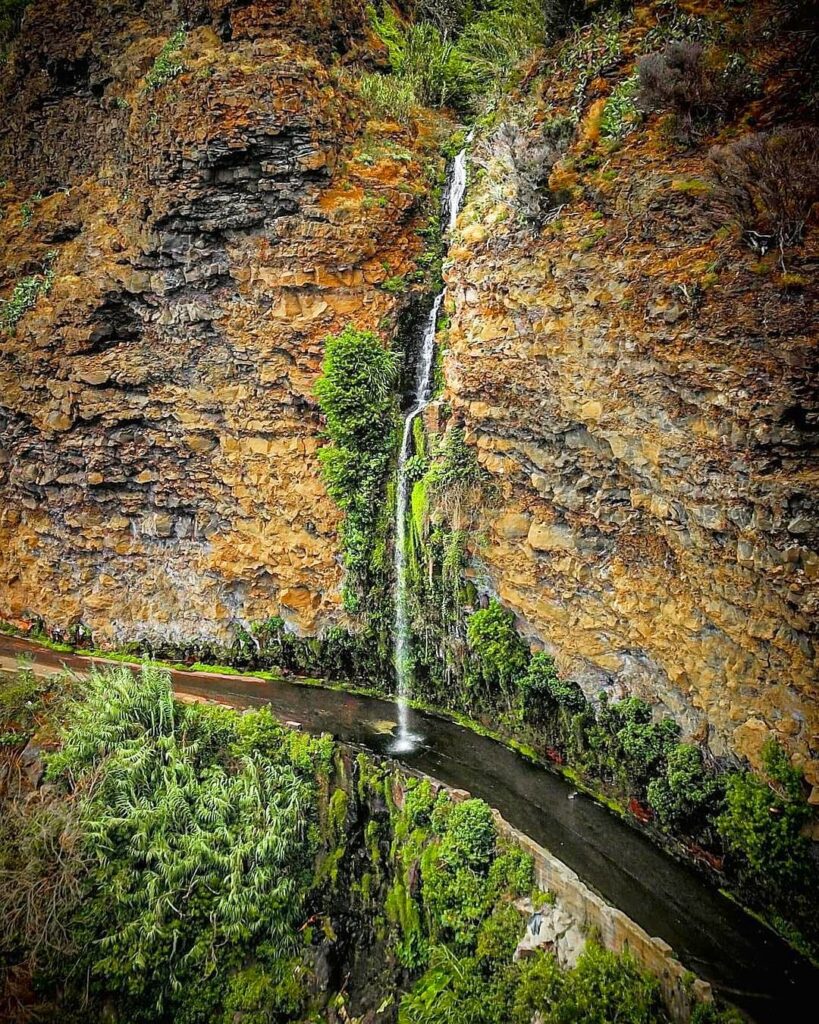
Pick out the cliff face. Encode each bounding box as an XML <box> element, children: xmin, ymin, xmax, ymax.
<box><xmin>0</xmin><ymin>0</ymin><xmax>435</xmax><ymax>642</ymax></box>
<box><xmin>1</xmin><ymin>0</ymin><xmax>817</xmax><ymax>788</ymax></box>
<box><xmin>444</xmin><ymin>4</ymin><xmax>818</xmax><ymax>786</ymax></box>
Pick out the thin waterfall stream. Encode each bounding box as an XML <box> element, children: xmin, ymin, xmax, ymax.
<box><xmin>392</xmin><ymin>145</ymin><xmax>470</xmax><ymax>752</ymax></box>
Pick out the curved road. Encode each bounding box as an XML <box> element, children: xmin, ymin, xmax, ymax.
<box><xmin>2</xmin><ymin>636</ymin><xmax>816</xmax><ymax>1020</ymax></box>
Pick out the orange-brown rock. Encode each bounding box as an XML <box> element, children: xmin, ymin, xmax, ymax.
<box><xmin>443</xmin><ymin>2</ymin><xmax>818</xmax><ymax>784</ymax></box>
<box><xmin>0</xmin><ymin>0</ymin><xmax>438</xmax><ymax>643</ymax></box>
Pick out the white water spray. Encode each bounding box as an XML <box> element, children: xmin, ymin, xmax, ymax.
<box><xmin>392</xmin><ymin>146</ymin><xmax>469</xmax><ymax>753</ymax></box>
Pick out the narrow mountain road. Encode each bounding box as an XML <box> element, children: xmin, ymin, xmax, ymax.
<box><xmin>2</xmin><ymin>635</ymin><xmax>816</xmax><ymax>1021</ymax></box>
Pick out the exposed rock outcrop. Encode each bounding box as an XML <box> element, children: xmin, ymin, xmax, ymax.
<box><xmin>443</xmin><ymin>2</ymin><xmax>818</xmax><ymax>785</ymax></box>
<box><xmin>0</xmin><ymin>0</ymin><xmax>437</xmax><ymax>642</ymax></box>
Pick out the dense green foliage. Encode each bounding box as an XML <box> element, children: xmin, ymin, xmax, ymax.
<box><xmin>466</xmin><ymin>599</ymin><xmax>529</xmax><ymax>700</ymax></box>
<box><xmin>647</xmin><ymin>743</ymin><xmax>720</xmax><ymax>834</ymax></box>
<box><xmin>518</xmin><ymin>651</ymin><xmax>586</xmax><ymax>724</ymax></box>
<box><xmin>314</xmin><ymin>326</ymin><xmax>399</xmax><ymax>606</ymax></box>
<box><xmin>718</xmin><ymin>738</ymin><xmax>811</xmax><ymax>896</ymax></box>
<box><xmin>3</xmin><ymin>669</ymin><xmax>706</xmax><ymax>1023</ymax></box>
<box><xmin>368</xmin><ymin>1</ymin><xmax>578</xmax><ymax>111</ymax></box>
<box><xmin>399</xmin><ymin>937</ymin><xmax>667</xmax><ymax>1024</ymax></box>
<box><xmin>1</xmin><ymin>665</ymin><xmax>333</xmax><ymax>1021</ymax></box>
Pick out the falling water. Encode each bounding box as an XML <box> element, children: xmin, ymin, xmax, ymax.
<box><xmin>392</xmin><ymin>146</ymin><xmax>470</xmax><ymax>753</ymax></box>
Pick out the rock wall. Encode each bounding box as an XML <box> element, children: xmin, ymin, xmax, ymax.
<box><xmin>0</xmin><ymin>0</ymin><xmax>436</xmax><ymax>643</ymax></box>
<box><xmin>1</xmin><ymin>0</ymin><xmax>816</xmax><ymax>789</ymax></box>
<box><xmin>443</xmin><ymin>2</ymin><xmax>818</xmax><ymax>787</ymax></box>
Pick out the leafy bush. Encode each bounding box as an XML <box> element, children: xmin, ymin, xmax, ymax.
<box><xmin>400</xmin><ymin>941</ymin><xmax>665</xmax><ymax>1024</ymax></box>
<box><xmin>608</xmin><ymin>697</ymin><xmax>680</xmax><ymax>794</ymax></box>
<box><xmin>647</xmin><ymin>743</ymin><xmax>721</xmax><ymax>836</ymax></box>
<box><xmin>636</xmin><ymin>41</ymin><xmax>757</xmax><ymax>142</ymax></box>
<box><xmin>144</xmin><ymin>27</ymin><xmax>186</xmax><ymax>90</ymax></box>
<box><xmin>222</xmin><ymin>962</ymin><xmax>304</xmax><ymax>1024</ymax></box>
<box><xmin>427</xmin><ymin>425</ymin><xmax>483</xmax><ymax>495</ymax></box>
<box><xmin>476</xmin><ymin>902</ymin><xmax>524</xmax><ymax>964</ymax></box>
<box><xmin>717</xmin><ymin>738</ymin><xmax>811</xmax><ymax>895</ymax></box>
<box><xmin>438</xmin><ymin>798</ymin><xmax>497</xmax><ymax>870</ymax></box>
<box><xmin>0</xmin><ymin>664</ymin><xmax>41</xmax><ymax>724</ymax></box>
<box><xmin>690</xmin><ymin>1003</ymin><xmax>745</xmax><ymax>1024</ymax></box>
<box><xmin>314</xmin><ymin>326</ymin><xmax>399</xmax><ymax>599</ymax></box>
<box><xmin>398</xmin><ymin>945</ymin><xmax>494</xmax><ymax>1024</ymax></box>
<box><xmin>35</xmin><ymin>665</ymin><xmax>326</xmax><ymax>1019</ymax></box>
<box><xmin>708</xmin><ymin>127</ymin><xmax>819</xmax><ymax>249</ymax></box>
<box><xmin>0</xmin><ymin>252</ymin><xmax>56</xmax><ymax>334</ymax></box>
<box><xmin>466</xmin><ymin>599</ymin><xmax>530</xmax><ymax>699</ymax></box>
<box><xmin>408</xmin><ymin>795</ymin><xmax>521</xmax><ymax>954</ymax></box>
<box><xmin>519</xmin><ymin>651</ymin><xmax>586</xmax><ymax>726</ymax></box>
<box><xmin>546</xmin><ymin>941</ymin><xmax>663</xmax><ymax>1024</ymax></box>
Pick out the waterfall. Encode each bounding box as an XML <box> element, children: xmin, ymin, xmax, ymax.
<box><xmin>391</xmin><ymin>145</ymin><xmax>469</xmax><ymax>753</ymax></box>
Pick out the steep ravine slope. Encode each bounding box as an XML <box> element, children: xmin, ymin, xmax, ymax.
<box><xmin>442</xmin><ymin>2</ymin><xmax>818</xmax><ymax>792</ymax></box>
<box><xmin>0</xmin><ymin>0</ymin><xmax>439</xmax><ymax>643</ymax></box>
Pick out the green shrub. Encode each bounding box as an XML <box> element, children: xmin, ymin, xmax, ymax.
<box><xmin>510</xmin><ymin>952</ymin><xmax>566</xmax><ymax>1023</ymax></box>
<box><xmin>434</xmin><ymin>426</ymin><xmax>482</xmax><ymax>490</ymax></box>
<box><xmin>605</xmin><ymin>697</ymin><xmax>680</xmax><ymax>794</ymax></box>
<box><xmin>382</xmin><ymin>273</ymin><xmax>408</xmax><ymax>293</ymax></box>
<box><xmin>221</xmin><ymin>961</ymin><xmax>304</xmax><ymax>1024</ymax></box>
<box><xmin>40</xmin><ymin>665</ymin><xmax>323</xmax><ymax>1018</ymax></box>
<box><xmin>476</xmin><ymin>903</ymin><xmax>524</xmax><ymax>964</ymax></box>
<box><xmin>690</xmin><ymin>1003</ymin><xmax>745</xmax><ymax>1024</ymax></box>
<box><xmin>546</xmin><ymin>941</ymin><xmax>663</xmax><ymax>1024</ymax></box>
<box><xmin>403</xmin><ymin>777</ymin><xmax>437</xmax><ymax>831</ymax></box>
<box><xmin>466</xmin><ymin>600</ymin><xmax>530</xmax><ymax>699</ymax></box>
<box><xmin>400</xmin><ymin>941</ymin><xmax>665</xmax><ymax>1024</ymax></box>
<box><xmin>486</xmin><ymin>846</ymin><xmax>534</xmax><ymax>898</ymax></box>
<box><xmin>717</xmin><ymin>738</ymin><xmax>811</xmax><ymax>894</ymax></box>
<box><xmin>0</xmin><ymin>252</ymin><xmax>56</xmax><ymax>334</ymax></box>
<box><xmin>647</xmin><ymin>743</ymin><xmax>721</xmax><ymax>836</ymax></box>
<box><xmin>0</xmin><ymin>665</ymin><xmax>41</xmax><ymax>724</ymax></box>
<box><xmin>398</xmin><ymin>946</ymin><xmax>495</xmax><ymax>1024</ymax></box>
<box><xmin>439</xmin><ymin>798</ymin><xmax>497</xmax><ymax>871</ymax></box>
<box><xmin>314</xmin><ymin>326</ymin><xmax>399</xmax><ymax>599</ymax></box>
<box><xmin>144</xmin><ymin>27</ymin><xmax>186</xmax><ymax>90</ymax></box>
<box><xmin>519</xmin><ymin>651</ymin><xmax>586</xmax><ymax>725</ymax></box>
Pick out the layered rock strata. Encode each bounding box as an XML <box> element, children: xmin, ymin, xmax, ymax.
<box><xmin>443</xmin><ymin>2</ymin><xmax>818</xmax><ymax>786</ymax></box>
<box><xmin>0</xmin><ymin>0</ymin><xmax>435</xmax><ymax>642</ymax></box>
